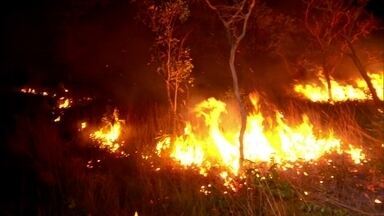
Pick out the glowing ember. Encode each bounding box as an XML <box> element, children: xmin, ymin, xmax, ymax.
<box><xmin>19</xmin><ymin>86</ymin><xmax>79</xmax><ymax>111</ymax></box>
<box><xmin>58</xmin><ymin>97</ymin><xmax>72</xmax><ymax>109</ymax></box>
<box><xmin>81</xmin><ymin>122</ymin><xmax>87</xmax><ymax>129</ymax></box>
<box><xmin>20</xmin><ymin>87</ymin><xmax>50</xmax><ymax>96</ymax></box>
<box><xmin>53</xmin><ymin>116</ymin><xmax>61</xmax><ymax>122</ymax></box>
<box><xmin>156</xmin><ymin>93</ymin><xmax>364</xmax><ymax>174</ymax></box>
<box><xmin>294</xmin><ymin>71</ymin><xmax>383</xmax><ymax>102</ymax></box>
<box><xmin>90</xmin><ymin>109</ymin><xmax>125</xmax><ymax>153</ymax></box>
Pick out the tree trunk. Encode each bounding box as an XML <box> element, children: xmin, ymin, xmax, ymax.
<box><xmin>229</xmin><ymin>41</ymin><xmax>247</xmax><ymax>170</ymax></box>
<box><xmin>278</xmin><ymin>52</ymin><xmax>292</xmax><ymax>75</ymax></box>
<box><xmin>204</xmin><ymin>0</ymin><xmax>255</xmax><ymax>171</ymax></box>
<box><xmin>324</xmin><ymin>69</ymin><xmax>332</xmax><ymax>102</ymax></box>
<box><xmin>166</xmin><ymin>34</ymin><xmax>176</xmax><ymax>133</ymax></box>
<box><xmin>173</xmin><ymin>82</ymin><xmax>179</xmax><ymax>132</ymax></box>
<box><xmin>322</xmin><ymin>56</ymin><xmax>333</xmax><ymax>102</ymax></box>
<box><xmin>347</xmin><ymin>41</ymin><xmax>382</xmax><ymax>106</ymax></box>
<box><xmin>166</xmin><ymin>80</ymin><xmax>174</xmax><ymax>133</ymax></box>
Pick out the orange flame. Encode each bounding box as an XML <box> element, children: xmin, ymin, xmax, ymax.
<box><xmin>294</xmin><ymin>71</ymin><xmax>383</xmax><ymax>102</ymax></box>
<box><xmin>90</xmin><ymin>109</ymin><xmax>125</xmax><ymax>153</ymax></box>
<box><xmin>20</xmin><ymin>87</ymin><xmax>49</xmax><ymax>97</ymax></box>
<box><xmin>58</xmin><ymin>97</ymin><xmax>72</xmax><ymax>109</ymax></box>
<box><xmin>347</xmin><ymin>145</ymin><xmax>366</xmax><ymax>164</ymax></box>
<box><xmin>156</xmin><ymin>93</ymin><xmax>364</xmax><ymax>174</ymax></box>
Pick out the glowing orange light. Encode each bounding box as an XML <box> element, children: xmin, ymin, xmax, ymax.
<box><xmin>294</xmin><ymin>71</ymin><xmax>383</xmax><ymax>102</ymax></box>
<box><xmin>90</xmin><ymin>109</ymin><xmax>125</xmax><ymax>153</ymax></box>
<box><xmin>156</xmin><ymin>93</ymin><xmax>364</xmax><ymax>176</ymax></box>
<box><xmin>58</xmin><ymin>97</ymin><xmax>72</xmax><ymax>109</ymax></box>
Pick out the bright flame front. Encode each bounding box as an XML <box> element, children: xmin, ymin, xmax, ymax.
<box><xmin>156</xmin><ymin>93</ymin><xmax>364</xmax><ymax>174</ymax></box>
<box><xmin>294</xmin><ymin>71</ymin><xmax>383</xmax><ymax>102</ymax></box>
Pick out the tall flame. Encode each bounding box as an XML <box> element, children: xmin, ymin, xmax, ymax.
<box><xmin>294</xmin><ymin>72</ymin><xmax>383</xmax><ymax>102</ymax></box>
<box><xmin>156</xmin><ymin>93</ymin><xmax>364</xmax><ymax>174</ymax></box>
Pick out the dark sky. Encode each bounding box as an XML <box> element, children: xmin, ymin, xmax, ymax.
<box><xmin>1</xmin><ymin>0</ymin><xmax>383</xmax><ymax>104</ymax></box>
<box><xmin>1</xmin><ymin>0</ymin><xmax>164</xmax><ymax>106</ymax></box>
<box><xmin>367</xmin><ymin>0</ymin><xmax>384</xmax><ymax>20</ymax></box>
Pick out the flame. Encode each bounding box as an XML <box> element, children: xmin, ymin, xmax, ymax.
<box><xmin>54</xmin><ymin>116</ymin><xmax>61</xmax><ymax>122</ymax></box>
<box><xmin>20</xmin><ymin>87</ymin><xmax>50</xmax><ymax>96</ymax></box>
<box><xmin>81</xmin><ymin>122</ymin><xmax>87</xmax><ymax>129</ymax></box>
<box><xmin>156</xmin><ymin>93</ymin><xmax>364</xmax><ymax>174</ymax></box>
<box><xmin>19</xmin><ymin>87</ymin><xmax>76</xmax><ymax>110</ymax></box>
<box><xmin>20</xmin><ymin>88</ymin><xmax>37</xmax><ymax>94</ymax></box>
<box><xmin>294</xmin><ymin>71</ymin><xmax>383</xmax><ymax>102</ymax></box>
<box><xmin>90</xmin><ymin>109</ymin><xmax>125</xmax><ymax>153</ymax></box>
<box><xmin>58</xmin><ymin>97</ymin><xmax>72</xmax><ymax>109</ymax></box>
<box><xmin>347</xmin><ymin>145</ymin><xmax>365</xmax><ymax>164</ymax></box>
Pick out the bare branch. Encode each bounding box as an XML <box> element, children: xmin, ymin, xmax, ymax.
<box><xmin>203</xmin><ymin>0</ymin><xmax>256</xmax><ymax>170</ymax></box>
<box><xmin>204</xmin><ymin>0</ymin><xmax>217</xmax><ymax>11</ymax></box>
<box><xmin>238</xmin><ymin>0</ymin><xmax>255</xmax><ymax>43</ymax></box>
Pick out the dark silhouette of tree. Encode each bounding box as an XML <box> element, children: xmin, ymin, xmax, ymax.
<box><xmin>303</xmin><ymin>0</ymin><xmax>347</xmax><ymax>101</ymax></box>
<box><xmin>248</xmin><ymin>5</ymin><xmax>298</xmax><ymax>77</ymax></box>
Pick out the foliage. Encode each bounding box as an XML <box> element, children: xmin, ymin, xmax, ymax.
<box><xmin>302</xmin><ymin>0</ymin><xmax>379</xmax><ymax>102</ymax></box>
<box><xmin>145</xmin><ymin>0</ymin><xmax>194</xmax><ymax>130</ymax></box>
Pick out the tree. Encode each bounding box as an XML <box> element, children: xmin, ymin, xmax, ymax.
<box><xmin>303</xmin><ymin>0</ymin><xmax>381</xmax><ymax>105</ymax></box>
<box><xmin>145</xmin><ymin>0</ymin><xmax>194</xmax><ymax>131</ymax></box>
<box><xmin>303</xmin><ymin>0</ymin><xmax>347</xmax><ymax>101</ymax></box>
<box><xmin>338</xmin><ymin>1</ymin><xmax>382</xmax><ymax>106</ymax></box>
<box><xmin>204</xmin><ymin>0</ymin><xmax>256</xmax><ymax>169</ymax></box>
<box><xmin>248</xmin><ymin>4</ymin><xmax>298</xmax><ymax>76</ymax></box>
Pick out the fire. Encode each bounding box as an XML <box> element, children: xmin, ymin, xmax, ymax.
<box><xmin>54</xmin><ymin>116</ymin><xmax>61</xmax><ymax>122</ymax></box>
<box><xmin>20</xmin><ymin>87</ymin><xmax>50</xmax><ymax>96</ymax></box>
<box><xmin>81</xmin><ymin>122</ymin><xmax>87</xmax><ymax>129</ymax></box>
<box><xmin>90</xmin><ymin>109</ymin><xmax>125</xmax><ymax>153</ymax></box>
<box><xmin>294</xmin><ymin>71</ymin><xmax>383</xmax><ymax>102</ymax></box>
<box><xmin>347</xmin><ymin>145</ymin><xmax>366</xmax><ymax>164</ymax></box>
<box><xmin>20</xmin><ymin>87</ymin><xmax>37</xmax><ymax>95</ymax></box>
<box><xmin>58</xmin><ymin>97</ymin><xmax>72</xmax><ymax>109</ymax></box>
<box><xmin>156</xmin><ymin>93</ymin><xmax>364</xmax><ymax>174</ymax></box>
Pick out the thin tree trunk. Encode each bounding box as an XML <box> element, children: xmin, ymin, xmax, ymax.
<box><xmin>322</xmin><ymin>56</ymin><xmax>333</xmax><ymax>102</ymax></box>
<box><xmin>280</xmin><ymin>54</ymin><xmax>292</xmax><ymax>75</ymax></box>
<box><xmin>229</xmin><ymin>41</ymin><xmax>247</xmax><ymax>170</ymax></box>
<box><xmin>324</xmin><ymin>69</ymin><xmax>332</xmax><ymax>102</ymax></box>
<box><xmin>346</xmin><ymin>41</ymin><xmax>382</xmax><ymax>106</ymax></box>
<box><xmin>166</xmin><ymin>80</ymin><xmax>174</xmax><ymax>132</ymax></box>
<box><xmin>173</xmin><ymin>82</ymin><xmax>179</xmax><ymax>132</ymax></box>
<box><xmin>166</xmin><ymin>33</ymin><xmax>176</xmax><ymax>132</ymax></box>
<box><xmin>204</xmin><ymin>0</ymin><xmax>255</xmax><ymax>170</ymax></box>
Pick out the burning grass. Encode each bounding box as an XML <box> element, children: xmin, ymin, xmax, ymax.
<box><xmin>89</xmin><ymin>109</ymin><xmax>126</xmax><ymax>154</ymax></box>
<box><xmin>156</xmin><ymin>93</ymin><xmax>366</xmax><ymax>177</ymax></box>
<box><xmin>4</xmin><ymin>87</ymin><xmax>384</xmax><ymax>215</ymax></box>
<box><xmin>294</xmin><ymin>71</ymin><xmax>383</xmax><ymax>102</ymax></box>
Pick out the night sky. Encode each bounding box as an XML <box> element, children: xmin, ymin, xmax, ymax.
<box><xmin>1</xmin><ymin>0</ymin><xmax>383</xmax><ymax>103</ymax></box>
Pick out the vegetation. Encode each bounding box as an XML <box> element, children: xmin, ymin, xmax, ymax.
<box><xmin>1</xmin><ymin>0</ymin><xmax>383</xmax><ymax>215</ymax></box>
<box><xmin>144</xmin><ymin>0</ymin><xmax>194</xmax><ymax>132</ymax></box>
<box><xmin>2</xmin><ymin>95</ymin><xmax>383</xmax><ymax>215</ymax></box>
<box><xmin>203</xmin><ymin>0</ymin><xmax>255</xmax><ymax>170</ymax></box>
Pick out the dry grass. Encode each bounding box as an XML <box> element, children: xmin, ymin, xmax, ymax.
<box><xmin>2</xmin><ymin>96</ymin><xmax>384</xmax><ymax>215</ymax></box>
